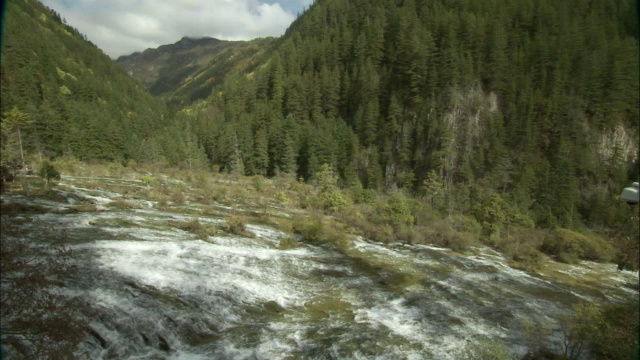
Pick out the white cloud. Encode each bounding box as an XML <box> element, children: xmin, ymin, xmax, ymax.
<box><xmin>39</xmin><ymin>0</ymin><xmax>304</xmax><ymax>58</ymax></box>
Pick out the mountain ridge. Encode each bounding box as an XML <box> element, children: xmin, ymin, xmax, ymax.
<box><xmin>116</xmin><ymin>36</ymin><xmax>275</xmax><ymax>106</ymax></box>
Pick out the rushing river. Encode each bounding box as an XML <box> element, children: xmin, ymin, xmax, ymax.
<box><xmin>1</xmin><ymin>176</ymin><xmax>638</xmax><ymax>359</ymax></box>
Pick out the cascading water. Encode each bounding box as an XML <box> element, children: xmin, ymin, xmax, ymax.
<box><xmin>1</xmin><ymin>176</ymin><xmax>638</xmax><ymax>359</ymax></box>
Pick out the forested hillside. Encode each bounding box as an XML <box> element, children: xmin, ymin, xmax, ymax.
<box><xmin>117</xmin><ymin>36</ymin><xmax>275</xmax><ymax>107</ymax></box>
<box><xmin>172</xmin><ymin>0</ymin><xmax>639</xmax><ymax>230</ymax></box>
<box><xmin>2</xmin><ymin>0</ymin><xmax>638</xmax><ymax>233</ymax></box>
<box><xmin>1</xmin><ymin>0</ymin><xmax>171</xmax><ymax>163</ymax></box>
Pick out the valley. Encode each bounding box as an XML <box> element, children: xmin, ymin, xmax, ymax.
<box><xmin>1</xmin><ymin>0</ymin><xmax>639</xmax><ymax>358</ymax></box>
<box><xmin>1</xmin><ymin>164</ymin><xmax>638</xmax><ymax>359</ymax></box>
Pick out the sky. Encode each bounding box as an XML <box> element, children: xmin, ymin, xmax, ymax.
<box><xmin>39</xmin><ymin>0</ymin><xmax>314</xmax><ymax>59</ymax></box>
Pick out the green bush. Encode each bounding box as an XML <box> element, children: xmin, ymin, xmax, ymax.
<box><xmin>383</xmin><ymin>193</ymin><xmax>414</xmax><ymax>228</ymax></box>
<box><xmin>140</xmin><ymin>175</ymin><xmax>153</xmax><ymax>186</ymax></box>
<box><xmin>543</xmin><ymin>228</ymin><xmax>614</xmax><ymax>263</ymax></box>
<box><xmin>292</xmin><ymin>216</ymin><xmax>325</xmax><ymax>243</ymax></box>
<box><xmin>581</xmin><ymin>233</ymin><xmax>615</xmax><ymax>262</ymax></box>
<box><xmin>443</xmin><ymin>231</ymin><xmax>476</xmax><ymax>252</ymax></box>
<box><xmin>224</xmin><ymin>216</ymin><xmax>254</xmax><ymax>238</ymax></box>
<box><xmin>450</xmin><ymin>215</ymin><xmax>482</xmax><ymax>236</ymax></box>
<box><xmin>511</xmin><ymin>245</ymin><xmax>544</xmax><ymax>271</ymax></box>
<box><xmin>292</xmin><ymin>215</ymin><xmax>351</xmax><ymax>248</ymax></box>
<box><xmin>38</xmin><ymin>161</ymin><xmax>61</xmax><ymax>187</ymax></box>
<box><xmin>275</xmin><ymin>191</ymin><xmax>288</xmax><ymax>204</ymax></box>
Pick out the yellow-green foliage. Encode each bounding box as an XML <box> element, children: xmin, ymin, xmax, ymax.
<box><xmin>543</xmin><ymin>228</ymin><xmax>615</xmax><ymax>263</ymax></box>
<box><xmin>140</xmin><ymin>175</ymin><xmax>153</xmax><ymax>186</ymax></box>
<box><xmin>314</xmin><ymin>164</ymin><xmax>349</xmax><ymax>212</ymax></box>
<box><xmin>382</xmin><ymin>192</ymin><xmax>414</xmax><ymax>228</ymax></box>
<box><xmin>348</xmin><ymin>182</ymin><xmax>377</xmax><ymax>204</ymax></box>
<box><xmin>275</xmin><ymin>191</ymin><xmax>288</xmax><ymax>204</ymax></box>
<box><xmin>223</xmin><ymin>216</ymin><xmax>254</xmax><ymax>238</ymax></box>
<box><xmin>292</xmin><ymin>215</ymin><xmax>351</xmax><ymax>249</ymax></box>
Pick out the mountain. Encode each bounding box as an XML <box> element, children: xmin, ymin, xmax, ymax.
<box><xmin>180</xmin><ymin>0</ymin><xmax>639</xmax><ymax>230</ymax></box>
<box><xmin>117</xmin><ymin>36</ymin><xmax>275</xmax><ymax>106</ymax></box>
<box><xmin>1</xmin><ymin>0</ymin><xmax>171</xmax><ymax>163</ymax></box>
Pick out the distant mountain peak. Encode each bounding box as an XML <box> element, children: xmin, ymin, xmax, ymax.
<box><xmin>116</xmin><ymin>36</ymin><xmax>274</xmax><ymax>104</ymax></box>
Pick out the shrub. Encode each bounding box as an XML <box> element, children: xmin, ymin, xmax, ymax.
<box><xmin>292</xmin><ymin>215</ymin><xmax>351</xmax><ymax>248</ymax></box>
<box><xmin>170</xmin><ymin>190</ymin><xmax>186</xmax><ymax>205</ymax></box>
<box><xmin>443</xmin><ymin>231</ymin><xmax>476</xmax><ymax>252</ymax></box>
<box><xmin>254</xmin><ymin>213</ymin><xmax>293</xmax><ymax>234</ymax></box>
<box><xmin>511</xmin><ymin>245</ymin><xmax>544</xmax><ymax>271</ymax></box>
<box><xmin>381</xmin><ymin>192</ymin><xmax>414</xmax><ymax>228</ymax></box>
<box><xmin>395</xmin><ymin>224</ymin><xmax>427</xmax><ymax>244</ymax></box>
<box><xmin>140</xmin><ymin>175</ymin><xmax>153</xmax><ymax>186</ymax></box>
<box><xmin>348</xmin><ymin>182</ymin><xmax>378</xmax><ymax>204</ymax></box>
<box><xmin>275</xmin><ymin>191</ymin><xmax>288</xmax><ymax>204</ymax></box>
<box><xmin>38</xmin><ymin>161</ymin><xmax>61</xmax><ymax>188</ymax></box>
<box><xmin>223</xmin><ymin>216</ymin><xmax>254</xmax><ymax>238</ymax></box>
<box><xmin>363</xmin><ymin>223</ymin><xmax>394</xmax><ymax>243</ymax></box>
<box><xmin>543</xmin><ymin>228</ymin><xmax>615</xmax><ymax>263</ymax></box>
<box><xmin>315</xmin><ymin>164</ymin><xmax>349</xmax><ymax>212</ymax></box>
<box><xmin>292</xmin><ymin>216</ymin><xmax>324</xmax><ymax>243</ymax></box>
<box><xmin>170</xmin><ymin>217</ymin><xmax>217</xmax><ymax>239</ymax></box>
<box><xmin>581</xmin><ymin>233</ymin><xmax>615</xmax><ymax>262</ymax></box>
<box><xmin>109</xmin><ymin>198</ymin><xmax>143</xmax><ymax>209</ymax></box>
<box><xmin>450</xmin><ymin>215</ymin><xmax>482</xmax><ymax>236</ymax></box>
<box><xmin>253</xmin><ymin>176</ymin><xmax>266</xmax><ymax>192</ymax></box>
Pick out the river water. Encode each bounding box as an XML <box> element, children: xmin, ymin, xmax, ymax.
<box><xmin>2</xmin><ymin>176</ymin><xmax>638</xmax><ymax>359</ymax></box>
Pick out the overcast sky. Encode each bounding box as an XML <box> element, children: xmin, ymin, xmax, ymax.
<box><xmin>39</xmin><ymin>0</ymin><xmax>314</xmax><ymax>59</ymax></box>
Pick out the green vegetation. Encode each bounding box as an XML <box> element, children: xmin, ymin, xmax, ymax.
<box><xmin>460</xmin><ymin>338</ymin><xmax>517</xmax><ymax>360</ymax></box>
<box><xmin>38</xmin><ymin>160</ymin><xmax>60</xmax><ymax>188</ymax></box>
<box><xmin>1</xmin><ymin>0</ymin><xmax>170</xmax><ymax>165</ymax></box>
<box><xmin>523</xmin><ymin>301</ymin><xmax>639</xmax><ymax>360</ymax></box>
<box><xmin>1</xmin><ymin>0</ymin><xmax>638</xmax><ymax>356</ymax></box>
<box><xmin>116</xmin><ymin>37</ymin><xmax>275</xmax><ymax>107</ymax></box>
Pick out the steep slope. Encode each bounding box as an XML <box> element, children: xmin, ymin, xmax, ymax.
<box><xmin>183</xmin><ymin>0</ymin><xmax>638</xmax><ymax>229</ymax></box>
<box><xmin>117</xmin><ymin>36</ymin><xmax>275</xmax><ymax>106</ymax></box>
<box><xmin>1</xmin><ymin>0</ymin><xmax>171</xmax><ymax>163</ymax></box>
